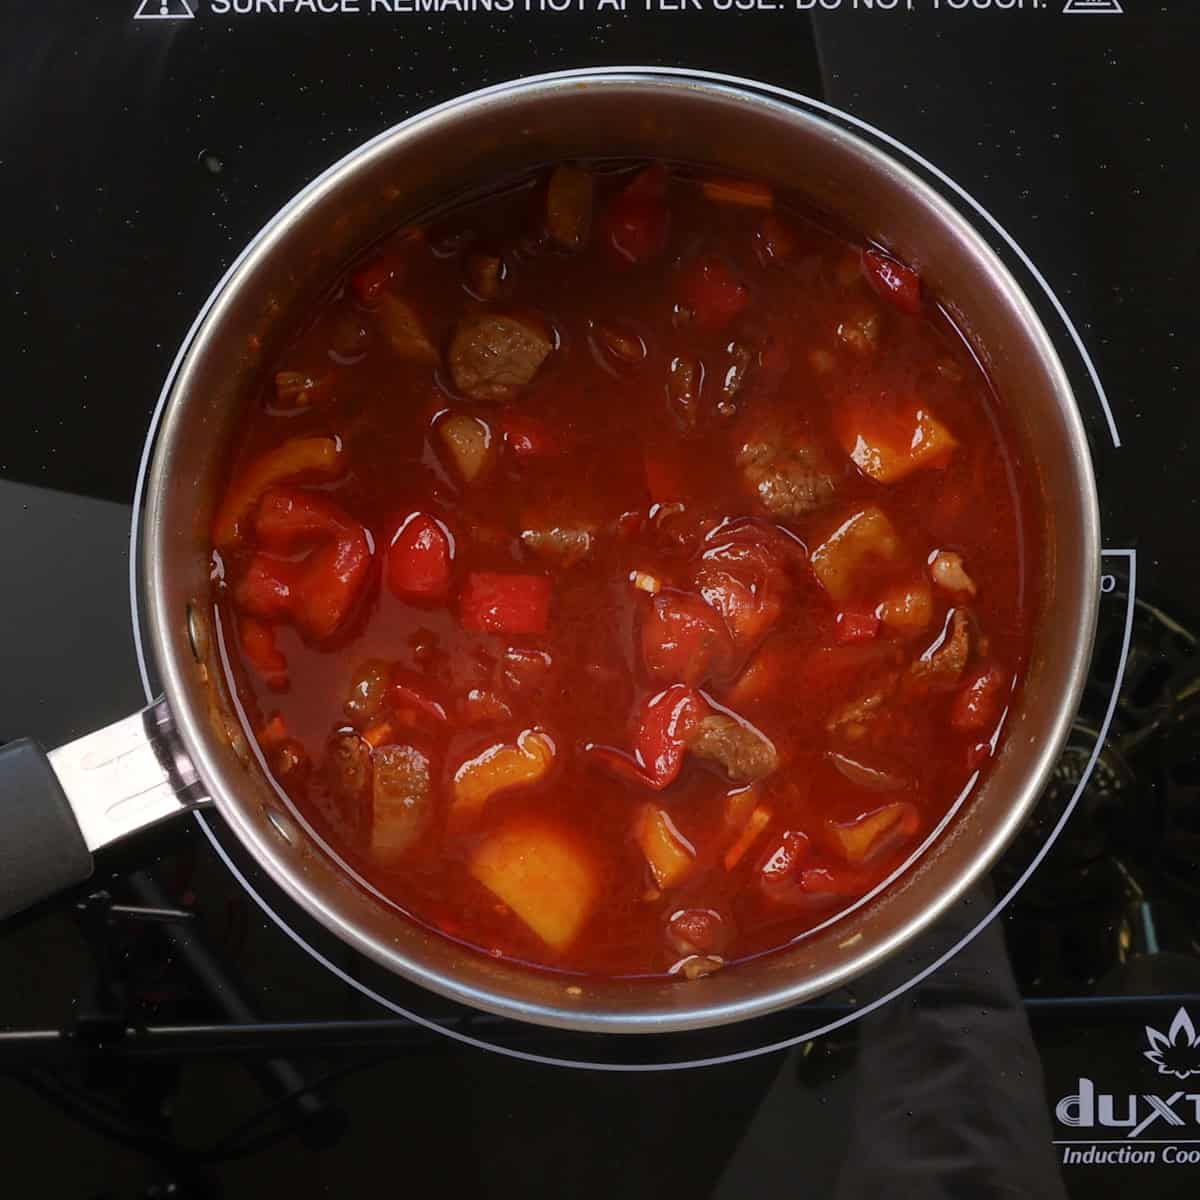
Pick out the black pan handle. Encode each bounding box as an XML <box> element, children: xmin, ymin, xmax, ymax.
<box><xmin>0</xmin><ymin>700</ymin><xmax>209</xmax><ymax>920</ymax></box>
<box><xmin>0</xmin><ymin>739</ymin><xmax>93</xmax><ymax>917</ymax></box>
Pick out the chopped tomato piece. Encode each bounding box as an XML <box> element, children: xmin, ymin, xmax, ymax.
<box><xmin>950</xmin><ymin>665</ymin><xmax>1009</xmax><ymax>733</ymax></box>
<box><xmin>862</xmin><ymin>248</ymin><xmax>922</xmax><ymax>315</ymax></box>
<box><xmin>676</xmin><ymin>256</ymin><xmax>749</xmax><ymax>331</ymax></box>
<box><xmin>460</xmin><ymin>572</ymin><xmax>552</xmax><ymax>634</ymax></box>
<box><xmin>605</xmin><ymin>163</ymin><xmax>670</xmax><ymax>265</ymax></box>
<box><xmin>239</xmin><ymin>617</ymin><xmax>288</xmax><ymax>687</ymax></box>
<box><xmin>694</xmin><ymin>525</ymin><xmax>793</xmax><ymax>652</ymax></box>
<box><xmin>635</xmin><ymin>804</ymin><xmax>696</xmax><ymax>889</ymax></box>
<box><xmin>587</xmin><ymin>684</ymin><xmax>705</xmax><ymax>790</ymax></box>
<box><xmin>641</xmin><ymin>589</ymin><xmax>734</xmax><ymax>687</ymax></box>
<box><xmin>211</xmin><ymin>436</ymin><xmax>342</xmax><ymax>547</ymax></box>
<box><xmin>500</xmin><ymin>412</ymin><xmax>564</xmax><ymax>458</ymax></box>
<box><xmin>666</xmin><ymin>908</ymin><xmax>731</xmax><ymax>957</ymax></box>
<box><xmin>235</xmin><ymin>487</ymin><xmax>371</xmax><ymax>642</ymax></box>
<box><xmin>758</xmin><ymin>830</ymin><xmax>813</xmax><ymax>903</ymax></box>
<box><xmin>835</xmin><ymin>609</ymin><xmax>881</xmax><ymax>644</ymax></box>
<box><xmin>387</xmin><ymin>513</ymin><xmax>453</xmax><ymax>603</ymax></box>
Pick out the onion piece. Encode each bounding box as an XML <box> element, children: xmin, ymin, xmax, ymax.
<box><xmin>826</xmin><ymin>750</ymin><xmax>908</xmax><ymax>792</ymax></box>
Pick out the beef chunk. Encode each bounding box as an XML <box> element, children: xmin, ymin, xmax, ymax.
<box><xmin>910</xmin><ymin>608</ymin><xmax>972</xmax><ymax>689</ymax></box>
<box><xmin>448</xmin><ymin>311</ymin><xmax>553</xmax><ymax>401</ymax></box>
<box><xmin>688</xmin><ymin>713</ymin><xmax>778</xmax><ymax>783</ymax></box>
<box><xmin>371</xmin><ymin>744</ymin><xmax>433</xmax><ymax>860</ymax></box>
<box><xmin>738</xmin><ymin>433</ymin><xmax>836</xmax><ymax>519</ymax></box>
<box><xmin>520</xmin><ymin>525</ymin><xmax>595</xmax><ymax>567</ymax></box>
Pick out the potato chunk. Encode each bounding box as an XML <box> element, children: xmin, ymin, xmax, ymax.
<box><xmin>439</xmin><ymin>413</ymin><xmax>496</xmax><ymax>483</ymax></box>
<box><xmin>838</xmin><ymin>403</ymin><xmax>957</xmax><ymax>483</ymax></box>
<box><xmin>876</xmin><ymin>577</ymin><xmax>934</xmax><ymax>634</ymax></box>
<box><xmin>545</xmin><ymin>165</ymin><xmax>594</xmax><ymax>250</ymax></box>
<box><xmin>828</xmin><ymin>802</ymin><xmax>919</xmax><ymax>864</ymax></box>
<box><xmin>451</xmin><ymin>729</ymin><xmax>555</xmax><ymax>828</ymax></box>
<box><xmin>810</xmin><ymin>507</ymin><xmax>903</xmax><ymax>602</ymax></box>
<box><xmin>470</xmin><ymin>822</ymin><xmax>597</xmax><ymax>951</ymax></box>
<box><xmin>635</xmin><ymin>804</ymin><xmax>696</xmax><ymax>889</ymax></box>
<box><xmin>377</xmin><ymin>295</ymin><xmax>439</xmax><ymax>364</ymax></box>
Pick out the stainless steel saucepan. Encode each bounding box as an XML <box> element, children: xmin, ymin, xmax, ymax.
<box><xmin>0</xmin><ymin>71</ymin><xmax>1100</xmax><ymax>1033</ymax></box>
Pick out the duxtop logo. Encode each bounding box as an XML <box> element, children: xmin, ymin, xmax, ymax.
<box><xmin>1145</xmin><ymin>1008</ymin><xmax>1200</xmax><ymax>1081</ymax></box>
<box><xmin>1054</xmin><ymin>1006</ymin><xmax>1200</xmax><ymax>1167</ymax></box>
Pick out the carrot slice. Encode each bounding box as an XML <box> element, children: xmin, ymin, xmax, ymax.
<box><xmin>701</xmin><ymin>177</ymin><xmax>775</xmax><ymax>210</ymax></box>
<box><xmin>724</xmin><ymin>804</ymin><xmax>773</xmax><ymax>871</ymax></box>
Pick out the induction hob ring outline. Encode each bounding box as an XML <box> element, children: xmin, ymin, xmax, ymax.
<box><xmin>129</xmin><ymin>67</ymin><xmax>1129</xmax><ymax>1071</ymax></box>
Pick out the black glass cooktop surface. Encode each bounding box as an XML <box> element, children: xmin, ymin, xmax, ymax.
<box><xmin>3</xmin><ymin>3</ymin><xmax>1200</xmax><ymax>1196</ymax></box>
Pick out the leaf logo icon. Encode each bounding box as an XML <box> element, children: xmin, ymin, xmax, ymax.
<box><xmin>1144</xmin><ymin>1008</ymin><xmax>1200</xmax><ymax>1081</ymax></box>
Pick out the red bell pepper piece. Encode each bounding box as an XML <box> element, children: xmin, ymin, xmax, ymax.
<box><xmin>834</xmin><ymin>608</ymin><xmax>882</xmax><ymax>645</ymax></box>
<box><xmin>862</xmin><ymin>249</ymin><xmax>922</xmax><ymax>316</ymax></box>
<box><xmin>676</xmin><ymin>256</ymin><xmax>750</xmax><ymax>331</ymax></box>
<box><xmin>387</xmin><ymin>513</ymin><xmax>453</xmax><ymax>603</ymax></box>
<box><xmin>238</xmin><ymin>617</ymin><xmax>288</xmax><ymax>688</ymax></box>
<box><xmin>641</xmin><ymin>589</ymin><xmax>734</xmax><ymax>687</ymax></box>
<box><xmin>234</xmin><ymin>487</ymin><xmax>371</xmax><ymax>642</ymax></box>
<box><xmin>460</xmin><ymin>572</ymin><xmax>552</xmax><ymax>634</ymax></box>
<box><xmin>587</xmin><ymin>684</ymin><xmax>705</xmax><ymax>791</ymax></box>
<box><xmin>758</xmin><ymin>830</ymin><xmax>813</xmax><ymax>902</ymax></box>
<box><xmin>499</xmin><ymin>412</ymin><xmax>564</xmax><ymax>458</ymax></box>
<box><xmin>388</xmin><ymin>670</ymin><xmax>449</xmax><ymax>724</ymax></box>
<box><xmin>605</xmin><ymin>163</ymin><xmax>671</xmax><ymax>265</ymax></box>
<box><xmin>950</xmin><ymin>665</ymin><xmax>1009</xmax><ymax>733</ymax></box>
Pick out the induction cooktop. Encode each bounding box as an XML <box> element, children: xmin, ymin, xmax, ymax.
<box><xmin>2</xmin><ymin>3</ymin><xmax>1198</xmax><ymax>1197</ymax></box>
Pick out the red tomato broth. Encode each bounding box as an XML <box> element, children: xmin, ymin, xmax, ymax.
<box><xmin>211</xmin><ymin>160</ymin><xmax>1042</xmax><ymax>980</ymax></box>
